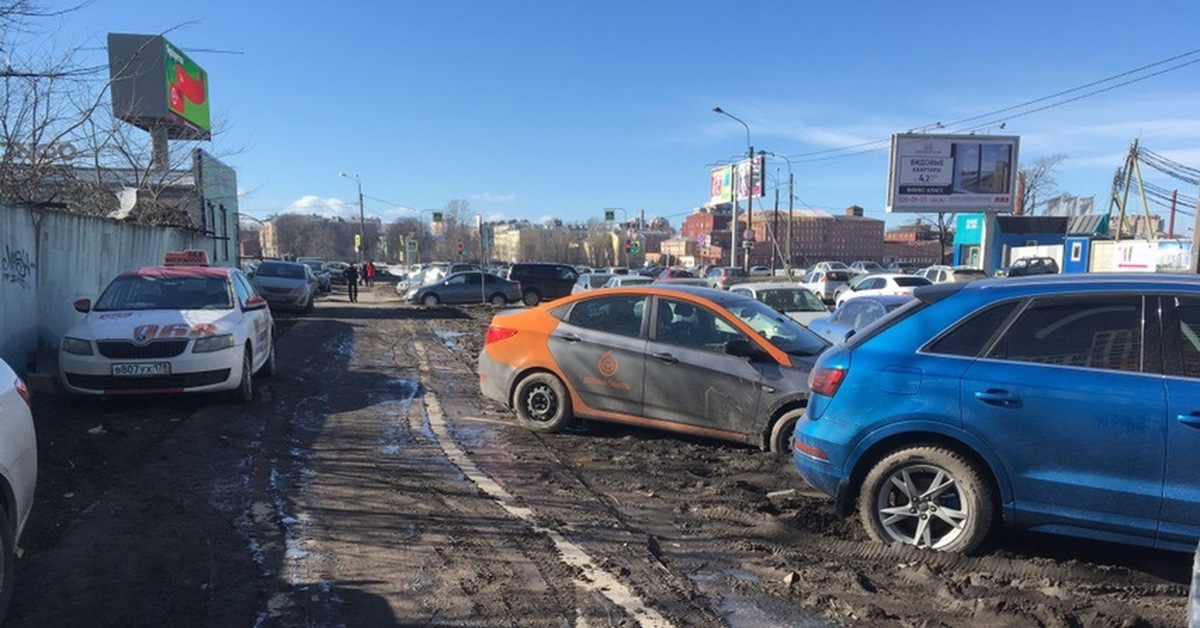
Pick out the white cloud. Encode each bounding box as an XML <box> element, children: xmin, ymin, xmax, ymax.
<box><xmin>280</xmin><ymin>195</ymin><xmax>358</xmax><ymax>220</ymax></box>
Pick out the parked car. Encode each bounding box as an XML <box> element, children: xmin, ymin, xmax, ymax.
<box><xmin>810</xmin><ymin>261</ymin><xmax>850</xmax><ymax>273</ymax></box>
<box><xmin>833</xmin><ymin>273</ymin><xmax>932</xmax><ymax>307</ymax></box>
<box><xmin>252</xmin><ymin>260</ymin><xmax>318</xmax><ymax>311</ymax></box>
<box><xmin>729</xmin><ymin>282</ymin><xmax>830</xmax><ymax>327</ymax></box>
<box><xmin>916</xmin><ymin>265</ymin><xmax>989</xmax><ymax>284</ymax></box>
<box><xmin>571</xmin><ymin>272</ymin><xmax>616</xmax><ymax>295</ymax></box>
<box><xmin>792</xmin><ymin>274</ymin><xmax>1200</xmax><ymax>554</ymax></box>
<box><xmin>602</xmin><ymin>275</ymin><xmax>654</xmax><ymax>288</ymax></box>
<box><xmin>59</xmin><ymin>250</ymin><xmax>276</xmax><ymax>402</ymax></box>
<box><xmin>325</xmin><ymin>261</ymin><xmax>351</xmax><ymax>285</ymax></box>
<box><xmin>884</xmin><ymin>260</ymin><xmax>923</xmax><ymax>274</ymax></box>
<box><xmin>0</xmin><ymin>358</ymin><xmax>36</xmax><ymax>623</ymax></box>
<box><xmin>653</xmin><ymin>277</ymin><xmax>711</xmax><ymax>288</ymax></box>
<box><xmin>995</xmin><ymin>256</ymin><xmax>1059</xmax><ymax>278</ymax></box>
<box><xmin>507</xmin><ymin>262</ymin><xmax>579</xmax><ymax>306</ymax></box>
<box><xmin>704</xmin><ymin>265</ymin><xmax>748</xmax><ymax>290</ymax></box>
<box><xmin>748</xmin><ymin>265</ymin><xmax>772</xmax><ymax>277</ymax></box>
<box><xmin>297</xmin><ymin>258</ymin><xmax>332</xmax><ymax>292</ymax></box>
<box><xmin>477</xmin><ymin>285</ymin><xmax>830</xmax><ymax>454</ymax></box>
<box><xmin>800</xmin><ymin>269</ymin><xmax>853</xmax><ymax>303</ymax></box>
<box><xmin>848</xmin><ymin>260</ymin><xmax>885</xmax><ymax>276</ymax></box>
<box><xmin>405</xmin><ymin>270</ymin><xmax>520</xmax><ymax>306</ymax></box>
<box><xmin>805</xmin><ymin>294</ymin><xmax>913</xmax><ymax>344</ymax></box>
<box><xmin>655</xmin><ymin>267</ymin><xmax>694</xmax><ymax>280</ymax></box>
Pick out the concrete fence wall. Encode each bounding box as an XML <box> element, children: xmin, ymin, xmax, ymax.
<box><xmin>1</xmin><ymin>205</ymin><xmax>212</xmax><ymax>375</ymax></box>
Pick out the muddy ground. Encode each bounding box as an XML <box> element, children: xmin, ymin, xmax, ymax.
<box><xmin>6</xmin><ymin>282</ymin><xmax>1193</xmax><ymax>627</ymax></box>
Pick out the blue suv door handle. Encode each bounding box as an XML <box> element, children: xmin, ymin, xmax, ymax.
<box><xmin>974</xmin><ymin>389</ymin><xmax>1022</xmax><ymax>408</ymax></box>
<box><xmin>651</xmin><ymin>352</ymin><xmax>678</xmax><ymax>364</ymax></box>
<box><xmin>1177</xmin><ymin>413</ymin><xmax>1200</xmax><ymax>429</ymax></box>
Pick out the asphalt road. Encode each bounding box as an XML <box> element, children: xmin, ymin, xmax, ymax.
<box><xmin>5</xmin><ymin>284</ymin><xmax>1192</xmax><ymax>627</ymax></box>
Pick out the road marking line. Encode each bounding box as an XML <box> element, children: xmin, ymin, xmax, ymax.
<box><xmin>413</xmin><ymin>341</ymin><xmax>674</xmax><ymax>628</ymax></box>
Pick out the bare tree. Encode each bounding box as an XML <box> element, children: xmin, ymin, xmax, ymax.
<box><xmin>1019</xmin><ymin>154</ymin><xmax>1066</xmax><ymax>215</ymax></box>
<box><xmin>0</xmin><ymin>6</ymin><xmax>242</xmax><ymax>227</ymax></box>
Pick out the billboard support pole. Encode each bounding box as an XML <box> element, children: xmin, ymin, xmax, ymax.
<box><xmin>151</xmin><ymin>124</ymin><xmax>169</xmax><ymax>171</ymax></box>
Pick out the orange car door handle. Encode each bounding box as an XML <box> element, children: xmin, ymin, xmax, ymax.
<box><xmin>557</xmin><ymin>333</ymin><xmax>582</xmax><ymax>343</ymax></box>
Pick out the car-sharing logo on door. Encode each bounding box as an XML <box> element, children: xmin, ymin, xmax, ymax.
<box><xmin>584</xmin><ymin>351</ymin><xmax>630</xmax><ymax>390</ymax></box>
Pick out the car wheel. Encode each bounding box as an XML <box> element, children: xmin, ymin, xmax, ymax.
<box><xmin>0</xmin><ymin>506</ymin><xmax>13</xmax><ymax>620</ymax></box>
<box><xmin>858</xmin><ymin>445</ymin><xmax>994</xmax><ymax>553</ymax></box>
<box><xmin>230</xmin><ymin>349</ymin><xmax>254</xmax><ymax>403</ymax></box>
<box><xmin>423</xmin><ymin>293</ymin><xmax>440</xmax><ymax>307</ymax></box>
<box><xmin>522</xmin><ymin>289</ymin><xmax>542</xmax><ymax>307</ymax></box>
<box><xmin>513</xmin><ymin>372</ymin><xmax>573</xmax><ymax>433</ymax></box>
<box><xmin>769</xmin><ymin>407</ymin><xmax>805</xmax><ymax>458</ymax></box>
<box><xmin>489</xmin><ymin>293</ymin><xmax>507</xmax><ymax>307</ymax></box>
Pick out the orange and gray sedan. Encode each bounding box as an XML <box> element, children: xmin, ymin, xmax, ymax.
<box><xmin>476</xmin><ymin>285</ymin><xmax>830</xmax><ymax>453</ymax></box>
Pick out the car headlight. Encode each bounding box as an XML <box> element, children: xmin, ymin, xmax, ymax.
<box><xmin>193</xmin><ymin>334</ymin><xmax>236</xmax><ymax>353</ymax></box>
<box><xmin>61</xmin><ymin>336</ymin><xmax>94</xmax><ymax>356</ymax></box>
<box><xmin>405</xmin><ymin>289</ymin><xmax>418</xmax><ymax>299</ymax></box>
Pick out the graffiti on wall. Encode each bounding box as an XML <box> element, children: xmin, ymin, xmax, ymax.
<box><xmin>2</xmin><ymin>245</ymin><xmax>35</xmax><ymax>289</ymax></box>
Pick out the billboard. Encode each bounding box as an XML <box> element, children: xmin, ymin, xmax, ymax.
<box><xmin>710</xmin><ymin>165</ymin><xmax>732</xmax><ymax>205</ymax></box>
<box><xmin>108</xmin><ymin>33</ymin><xmax>211</xmax><ymax>140</ymax></box>
<box><xmin>887</xmin><ymin>133</ymin><xmax>1019</xmax><ymax>213</ymax></box>
<box><xmin>709</xmin><ymin>156</ymin><xmax>764</xmax><ymax>206</ymax></box>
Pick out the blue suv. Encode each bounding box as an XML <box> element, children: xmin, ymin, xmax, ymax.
<box><xmin>792</xmin><ymin>274</ymin><xmax>1200</xmax><ymax>553</ymax></box>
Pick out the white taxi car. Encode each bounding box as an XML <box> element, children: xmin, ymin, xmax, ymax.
<box><xmin>0</xmin><ymin>357</ymin><xmax>36</xmax><ymax>622</ymax></box>
<box><xmin>58</xmin><ymin>251</ymin><xmax>276</xmax><ymax>402</ymax></box>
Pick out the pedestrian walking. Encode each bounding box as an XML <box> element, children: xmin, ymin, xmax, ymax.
<box><xmin>343</xmin><ymin>264</ymin><xmax>360</xmax><ymax>302</ymax></box>
<box><xmin>364</xmin><ymin>260</ymin><xmax>376</xmax><ymax>287</ymax></box>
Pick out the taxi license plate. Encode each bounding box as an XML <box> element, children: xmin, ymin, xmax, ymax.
<box><xmin>111</xmin><ymin>362</ymin><xmax>171</xmax><ymax>377</ymax></box>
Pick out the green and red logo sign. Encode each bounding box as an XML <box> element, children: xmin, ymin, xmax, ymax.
<box><xmin>164</xmin><ymin>39</ymin><xmax>210</xmax><ymax>135</ymax></box>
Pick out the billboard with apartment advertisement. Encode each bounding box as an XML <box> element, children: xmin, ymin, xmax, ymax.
<box><xmin>887</xmin><ymin>133</ymin><xmax>1019</xmax><ymax>213</ymax></box>
<box><xmin>108</xmin><ymin>33</ymin><xmax>212</xmax><ymax>140</ymax></box>
<box><xmin>710</xmin><ymin>165</ymin><xmax>732</xmax><ymax>205</ymax></box>
<box><xmin>709</xmin><ymin>157</ymin><xmax>764</xmax><ymax>206</ymax></box>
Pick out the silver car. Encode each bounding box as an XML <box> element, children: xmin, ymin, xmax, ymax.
<box><xmin>0</xmin><ymin>358</ymin><xmax>37</xmax><ymax>622</ymax></box>
<box><xmin>729</xmin><ymin>282</ymin><xmax>830</xmax><ymax>327</ymax></box>
<box><xmin>251</xmin><ymin>260</ymin><xmax>317</xmax><ymax>311</ymax></box>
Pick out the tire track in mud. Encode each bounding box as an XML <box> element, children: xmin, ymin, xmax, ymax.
<box><xmin>412</xmin><ymin>336</ymin><xmax>676</xmax><ymax>628</ymax></box>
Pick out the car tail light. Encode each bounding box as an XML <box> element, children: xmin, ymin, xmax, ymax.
<box><xmin>485</xmin><ymin>326</ymin><xmax>518</xmax><ymax>345</ymax></box>
<box><xmin>14</xmin><ymin>377</ymin><xmax>31</xmax><ymax>408</ymax></box>
<box><xmin>809</xmin><ymin>366</ymin><xmax>847</xmax><ymax>397</ymax></box>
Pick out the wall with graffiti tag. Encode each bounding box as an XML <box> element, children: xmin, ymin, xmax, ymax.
<box><xmin>1</xmin><ymin>205</ymin><xmax>212</xmax><ymax>374</ymax></box>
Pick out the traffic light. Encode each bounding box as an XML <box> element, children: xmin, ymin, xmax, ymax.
<box><xmin>457</xmin><ymin>243</ymin><xmax>464</xmax><ymax>257</ymax></box>
<box><xmin>623</xmin><ymin>239</ymin><xmax>632</xmax><ymax>253</ymax></box>
<box><xmin>631</xmin><ymin>240</ymin><xmax>641</xmax><ymax>254</ymax></box>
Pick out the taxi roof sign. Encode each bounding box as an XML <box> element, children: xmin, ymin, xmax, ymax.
<box><xmin>163</xmin><ymin>250</ymin><xmax>210</xmax><ymax>266</ymax></box>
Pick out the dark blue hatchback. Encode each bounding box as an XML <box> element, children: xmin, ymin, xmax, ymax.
<box><xmin>792</xmin><ymin>274</ymin><xmax>1200</xmax><ymax>553</ymax></box>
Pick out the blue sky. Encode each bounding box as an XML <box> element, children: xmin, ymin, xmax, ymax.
<box><xmin>52</xmin><ymin>1</ymin><xmax>1200</xmax><ymax>231</ymax></box>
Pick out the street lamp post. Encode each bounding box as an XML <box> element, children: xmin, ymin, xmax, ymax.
<box><xmin>713</xmin><ymin>107</ymin><xmax>753</xmax><ymax>271</ymax></box>
<box><xmin>759</xmin><ymin>150</ymin><xmax>793</xmax><ymax>275</ymax></box>
<box><xmin>338</xmin><ymin>172</ymin><xmax>366</xmax><ymax>264</ymax></box>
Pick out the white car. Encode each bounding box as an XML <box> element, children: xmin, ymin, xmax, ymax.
<box><xmin>0</xmin><ymin>358</ymin><xmax>36</xmax><ymax>622</ymax></box>
<box><xmin>602</xmin><ymin>275</ymin><xmax>653</xmax><ymax>288</ymax></box>
<box><xmin>59</xmin><ymin>251</ymin><xmax>276</xmax><ymax>402</ymax></box>
<box><xmin>728</xmin><ymin>282</ymin><xmax>830</xmax><ymax>327</ymax></box>
<box><xmin>834</xmin><ymin>272</ymin><xmax>932</xmax><ymax>307</ymax></box>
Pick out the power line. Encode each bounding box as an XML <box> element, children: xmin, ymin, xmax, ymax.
<box><xmin>784</xmin><ymin>47</ymin><xmax>1200</xmax><ymax>164</ymax></box>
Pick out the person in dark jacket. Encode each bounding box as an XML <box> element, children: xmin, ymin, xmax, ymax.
<box><xmin>343</xmin><ymin>264</ymin><xmax>360</xmax><ymax>302</ymax></box>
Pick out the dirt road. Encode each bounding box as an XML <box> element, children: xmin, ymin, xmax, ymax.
<box><xmin>7</xmin><ymin>285</ymin><xmax>1192</xmax><ymax>626</ymax></box>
